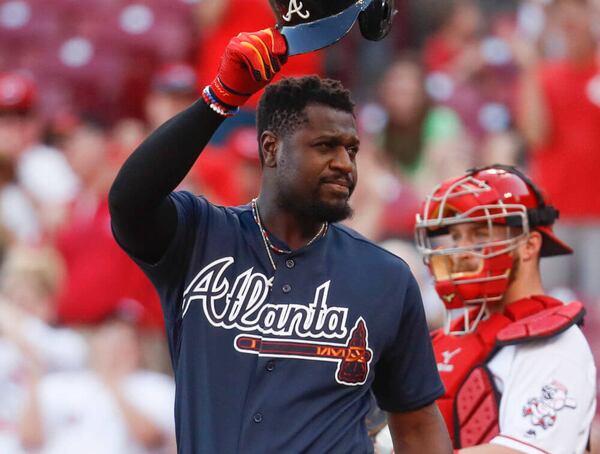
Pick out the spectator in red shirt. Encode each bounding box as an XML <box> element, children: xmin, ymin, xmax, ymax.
<box><xmin>516</xmin><ymin>0</ymin><xmax>600</xmax><ymax>300</ymax></box>
<box><xmin>54</xmin><ymin>117</ymin><xmax>162</xmax><ymax>329</ymax></box>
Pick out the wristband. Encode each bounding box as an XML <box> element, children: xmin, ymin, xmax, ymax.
<box><xmin>202</xmin><ymin>86</ymin><xmax>240</xmax><ymax>118</ymax></box>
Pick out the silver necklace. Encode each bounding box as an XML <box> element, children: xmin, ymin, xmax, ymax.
<box><xmin>251</xmin><ymin>198</ymin><xmax>328</xmax><ymax>270</ymax></box>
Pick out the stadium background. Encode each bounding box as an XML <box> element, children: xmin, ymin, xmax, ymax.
<box><xmin>0</xmin><ymin>0</ymin><xmax>599</xmax><ymax>451</ymax></box>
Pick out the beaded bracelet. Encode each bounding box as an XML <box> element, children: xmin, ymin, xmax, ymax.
<box><xmin>202</xmin><ymin>86</ymin><xmax>240</xmax><ymax>118</ymax></box>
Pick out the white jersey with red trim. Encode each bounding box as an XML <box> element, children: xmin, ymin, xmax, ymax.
<box><xmin>488</xmin><ymin>324</ymin><xmax>596</xmax><ymax>454</ymax></box>
<box><xmin>374</xmin><ymin>321</ymin><xmax>595</xmax><ymax>454</ymax></box>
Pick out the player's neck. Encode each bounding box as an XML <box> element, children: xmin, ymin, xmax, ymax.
<box><xmin>254</xmin><ymin>194</ymin><xmax>325</xmax><ymax>250</ymax></box>
<box><xmin>502</xmin><ymin>267</ymin><xmax>545</xmax><ymax>307</ymax></box>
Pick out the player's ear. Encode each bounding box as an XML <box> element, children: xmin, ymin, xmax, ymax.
<box><xmin>260</xmin><ymin>130</ymin><xmax>278</xmax><ymax>168</ymax></box>
<box><xmin>522</xmin><ymin>230</ymin><xmax>543</xmax><ymax>262</ymax></box>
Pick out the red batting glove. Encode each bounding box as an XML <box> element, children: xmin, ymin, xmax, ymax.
<box><xmin>207</xmin><ymin>28</ymin><xmax>288</xmax><ymax>109</ymax></box>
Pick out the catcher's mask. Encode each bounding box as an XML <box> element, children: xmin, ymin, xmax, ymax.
<box><xmin>415</xmin><ymin>165</ymin><xmax>572</xmax><ymax>335</ymax></box>
<box><xmin>269</xmin><ymin>0</ymin><xmax>396</xmax><ymax>55</ymax></box>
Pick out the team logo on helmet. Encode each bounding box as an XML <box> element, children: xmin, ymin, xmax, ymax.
<box><xmin>282</xmin><ymin>0</ymin><xmax>311</xmax><ymax>21</ymax></box>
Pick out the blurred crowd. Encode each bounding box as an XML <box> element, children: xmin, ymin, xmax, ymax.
<box><xmin>0</xmin><ymin>0</ymin><xmax>600</xmax><ymax>451</ymax></box>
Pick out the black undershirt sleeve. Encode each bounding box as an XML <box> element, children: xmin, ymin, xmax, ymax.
<box><xmin>108</xmin><ymin>99</ymin><xmax>226</xmax><ymax>264</ymax></box>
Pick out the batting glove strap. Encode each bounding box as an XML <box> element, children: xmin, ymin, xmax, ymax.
<box><xmin>208</xmin><ymin>28</ymin><xmax>288</xmax><ymax>108</ymax></box>
<box><xmin>209</xmin><ymin>77</ymin><xmax>251</xmax><ymax>109</ymax></box>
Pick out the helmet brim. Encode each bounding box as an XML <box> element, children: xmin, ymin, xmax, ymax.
<box><xmin>280</xmin><ymin>0</ymin><xmax>372</xmax><ymax>56</ymax></box>
<box><xmin>537</xmin><ymin>226</ymin><xmax>573</xmax><ymax>257</ymax></box>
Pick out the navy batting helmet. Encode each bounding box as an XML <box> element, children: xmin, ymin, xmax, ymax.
<box><xmin>269</xmin><ymin>0</ymin><xmax>396</xmax><ymax>55</ymax></box>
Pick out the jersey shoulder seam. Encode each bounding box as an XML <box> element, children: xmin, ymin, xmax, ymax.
<box><xmin>175</xmin><ymin>192</ymin><xmax>252</xmax><ymax>215</ymax></box>
<box><xmin>330</xmin><ymin>224</ymin><xmax>409</xmax><ymax>266</ymax></box>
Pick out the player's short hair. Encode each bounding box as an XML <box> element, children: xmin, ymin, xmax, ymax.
<box><xmin>256</xmin><ymin>76</ymin><xmax>355</xmax><ymax>165</ymax></box>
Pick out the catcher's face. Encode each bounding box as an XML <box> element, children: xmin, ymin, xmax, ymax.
<box><xmin>442</xmin><ymin>222</ymin><xmax>515</xmax><ymax>275</ymax></box>
<box><xmin>273</xmin><ymin>104</ymin><xmax>358</xmax><ymax>223</ymax></box>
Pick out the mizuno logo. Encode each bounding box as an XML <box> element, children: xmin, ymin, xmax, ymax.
<box><xmin>437</xmin><ymin>348</ymin><xmax>461</xmax><ymax>372</ymax></box>
<box><xmin>442</xmin><ymin>293</ymin><xmax>455</xmax><ymax>303</ymax></box>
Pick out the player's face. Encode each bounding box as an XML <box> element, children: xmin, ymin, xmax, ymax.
<box><xmin>275</xmin><ymin>104</ymin><xmax>359</xmax><ymax>223</ymax></box>
<box><xmin>445</xmin><ymin>222</ymin><xmax>512</xmax><ymax>274</ymax></box>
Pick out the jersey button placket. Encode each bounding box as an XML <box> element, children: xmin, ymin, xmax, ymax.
<box><xmin>285</xmin><ymin>259</ymin><xmax>295</xmax><ymax>269</ymax></box>
<box><xmin>282</xmin><ymin>284</ymin><xmax>291</xmax><ymax>294</ymax></box>
<box><xmin>253</xmin><ymin>412</ymin><xmax>263</xmax><ymax>423</ymax></box>
<box><xmin>265</xmin><ymin>360</ymin><xmax>275</xmax><ymax>372</ymax></box>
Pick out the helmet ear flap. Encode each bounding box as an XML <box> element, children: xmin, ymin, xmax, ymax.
<box><xmin>358</xmin><ymin>0</ymin><xmax>395</xmax><ymax>41</ymax></box>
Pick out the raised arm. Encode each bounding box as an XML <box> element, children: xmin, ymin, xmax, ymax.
<box><xmin>512</xmin><ymin>38</ymin><xmax>549</xmax><ymax>149</ymax></box>
<box><xmin>108</xmin><ymin>101</ymin><xmax>223</xmax><ymax>263</ymax></box>
<box><xmin>109</xmin><ymin>28</ymin><xmax>287</xmax><ymax>263</ymax></box>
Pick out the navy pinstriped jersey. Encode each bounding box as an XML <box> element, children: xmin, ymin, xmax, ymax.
<box><xmin>129</xmin><ymin>191</ymin><xmax>444</xmax><ymax>453</ymax></box>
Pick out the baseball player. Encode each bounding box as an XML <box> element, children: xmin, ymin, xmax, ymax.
<box><xmin>412</xmin><ymin>165</ymin><xmax>596</xmax><ymax>453</ymax></box>
<box><xmin>109</xmin><ymin>26</ymin><xmax>452</xmax><ymax>453</ymax></box>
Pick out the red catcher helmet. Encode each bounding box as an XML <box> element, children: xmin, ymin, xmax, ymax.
<box><xmin>0</xmin><ymin>71</ymin><xmax>37</xmax><ymax>114</ymax></box>
<box><xmin>415</xmin><ymin>165</ymin><xmax>572</xmax><ymax>334</ymax></box>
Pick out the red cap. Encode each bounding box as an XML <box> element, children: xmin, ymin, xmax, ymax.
<box><xmin>0</xmin><ymin>71</ymin><xmax>37</xmax><ymax>113</ymax></box>
<box><xmin>537</xmin><ymin>225</ymin><xmax>573</xmax><ymax>257</ymax></box>
<box><xmin>228</xmin><ymin>127</ymin><xmax>260</xmax><ymax>161</ymax></box>
<box><xmin>151</xmin><ymin>63</ymin><xmax>197</xmax><ymax>95</ymax></box>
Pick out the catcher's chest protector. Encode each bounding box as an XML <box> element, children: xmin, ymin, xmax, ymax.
<box><xmin>432</xmin><ymin>296</ymin><xmax>585</xmax><ymax>448</ymax></box>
